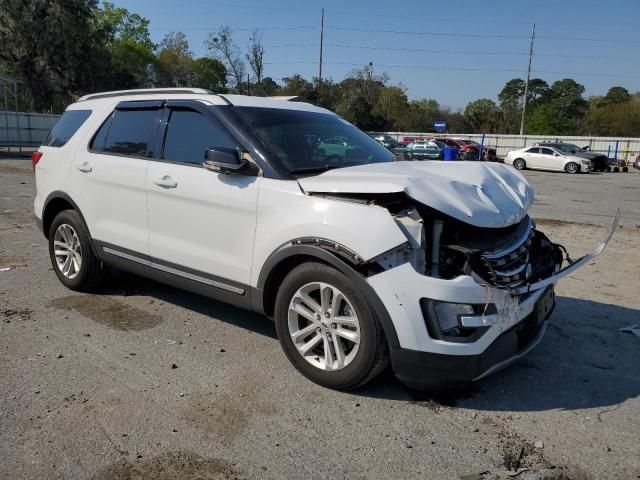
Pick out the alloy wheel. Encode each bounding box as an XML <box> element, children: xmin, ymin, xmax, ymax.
<box><xmin>287</xmin><ymin>282</ymin><xmax>360</xmax><ymax>371</ymax></box>
<box><xmin>53</xmin><ymin>224</ymin><xmax>82</xmax><ymax>279</ymax></box>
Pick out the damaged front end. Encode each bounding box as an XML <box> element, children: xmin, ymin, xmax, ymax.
<box><xmin>360</xmin><ymin>194</ymin><xmax>617</xmax><ymax>387</ymax></box>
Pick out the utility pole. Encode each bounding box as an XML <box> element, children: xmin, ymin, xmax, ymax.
<box><xmin>317</xmin><ymin>8</ymin><xmax>325</xmax><ymax>105</ymax></box>
<box><xmin>247</xmin><ymin>73</ymin><xmax>250</xmax><ymax>96</ymax></box>
<box><xmin>519</xmin><ymin>23</ymin><xmax>536</xmax><ymax>136</ymax></box>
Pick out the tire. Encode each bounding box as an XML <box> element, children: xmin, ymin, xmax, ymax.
<box><xmin>565</xmin><ymin>162</ymin><xmax>580</xmax><ymax>174</ymax></box>
<box><xmin>512</xmin><ymin>158</ymin><xmax>526</xmax><ymax>170</ymax></box>
<box><xmin>48</xmin><ymin>209</ymin><xmax>105</xmax><ymax>291</ymax></box>
<box><xmin>274</xmin><ymin>262</ymin><xmax>389</xmax><ymax>390</ymax></box>
<box><xmin>622</xmin><ymin>166</ymin><xmax>628</xmax><ymax>172</ymax></box>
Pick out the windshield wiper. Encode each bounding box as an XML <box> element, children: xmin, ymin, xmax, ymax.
<box><xmin>289</xmin><ymin>165</ymin><xmax>342</xmax><ymax>174</ymax></box>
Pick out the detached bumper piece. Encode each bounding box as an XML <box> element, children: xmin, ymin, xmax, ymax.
<box><xmin>392</xmin><ymin>286</ymin><xmax>555</xmax><ymax>390</ymax></box>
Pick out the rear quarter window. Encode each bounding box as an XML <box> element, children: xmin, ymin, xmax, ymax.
<box><xmin>43</xmin><ymin>110</ymin><xmax>92</xmax><ymax>147</ymax></box>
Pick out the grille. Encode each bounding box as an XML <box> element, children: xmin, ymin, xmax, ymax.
<box><xmin>477</xmin><ymin>220</ymin><xmax>534</xmax><ymax>288</ymax></box>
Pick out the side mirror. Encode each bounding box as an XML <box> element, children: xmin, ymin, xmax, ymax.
<box><xmin>203</xmin><ymin>147</ymin><xmax>246</xmax><ymax>174</ymax></box>
<box><xmin>553</xmin><ymin>152</ymin><xmax>560</xmax><ymax>157</ymax></box>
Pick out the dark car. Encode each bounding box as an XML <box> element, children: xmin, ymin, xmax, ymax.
<box><xmin>536</xmin><ymin>142</ymin><xmax>608</xmax><ymax>172</ymax></box>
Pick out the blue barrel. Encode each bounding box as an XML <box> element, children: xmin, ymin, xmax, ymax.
<box><xmin>443</xmin><ymin>147</ymin><xmax>459</xmax><ymax>161</ymax></box>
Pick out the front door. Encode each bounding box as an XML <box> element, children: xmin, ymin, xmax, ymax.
<box><xmin>146</xmin><ymin>102</ymin><xmax>261</xmax><ymax>292</ymax></box>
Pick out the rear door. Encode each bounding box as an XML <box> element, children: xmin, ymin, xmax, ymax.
<box><xmin>145</xmin><ymin>101</ymin><xmax>261</xmax><ymax>292</ymax></box>
<box><xmin>68</xmin><ymin>101</ymin><xmax>162</xmax><ymax>255</ymax></box>
<box><xmin>522</xmin><ymin>147</ymin><xmax>541</xmax><ymax>169</ymax></box>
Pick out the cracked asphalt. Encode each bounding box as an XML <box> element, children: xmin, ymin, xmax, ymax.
<box><xmin>1</xmin><ymin>157</ymin><xmax>639</xmax><ymax>479</ymax></box>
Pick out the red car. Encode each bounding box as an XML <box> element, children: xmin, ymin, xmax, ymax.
<box><xmin>433</xmin><ymin>138</ymin><xmax>498</xmax><ymax>161</ymax></box>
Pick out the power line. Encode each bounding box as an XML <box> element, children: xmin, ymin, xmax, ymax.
<box><xmin>324</xmin><ymin>44</ymin><xmax>639</xmax><ymax>61</ymax></box>
<box><xmin>264</xmin><ymin>61</ymin><xmax>637</xmax><ymax>78</ymax></box>
<box><xmin>148</xmin><ymin>26</ymin><xmax>317</xmax><ymax>32</ymax></box>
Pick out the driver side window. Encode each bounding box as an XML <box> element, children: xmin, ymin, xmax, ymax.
<box><xmin>162</xmin><ymin>108</ymin><xmax>238</xmax><ymax>165</ymax></box>
<box><xmin>540</xmin><ymin>148</ymin><xmax>555</xmax><ymax>156</ymax></box>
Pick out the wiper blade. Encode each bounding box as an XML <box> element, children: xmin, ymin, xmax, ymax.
<box><xmin>289</xmin><ymin>165</ymin><xmax>341</xmax><ymax>174</ymax></box>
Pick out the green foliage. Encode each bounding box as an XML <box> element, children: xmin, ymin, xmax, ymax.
<box><xmin>0</xmin><ymin>0</ymin><xmax>111</xmax><ymax>111</ymax></box>
<box><xmin>604</xmin><ymin>86</ymin><xmax>631</xmax><ymax>105</ymax></box>
<box><xmin>93</xmin><ymin>2</ymin><xmax>155</xmax><ymax>88</ymax></box>
<box><xmin>464</xmin><ymin>98</ymin><xmax>500</xmax><ymax>133</ymax></box>
<box><xmin>191</xmin><ymin>58</ymin><xmax>227</xmax><ymax>93</ymax></box>
<box><xmin>582</xmin><ymin>94</ymin><xmax>640</xmax><ymax>136</ymax></box>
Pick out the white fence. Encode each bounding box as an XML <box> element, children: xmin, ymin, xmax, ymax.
<box><xmin>0</xmin><ymin>111</ymin><xmax>60</xmax><ymax>148</ymax></box>
<box><xmin>373</xmin><ymin>132</ymin><xmax>640</xmax><ymax>159</ymax></box>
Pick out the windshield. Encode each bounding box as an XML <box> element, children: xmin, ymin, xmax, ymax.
<box><xmin>229</xmin><ymin>107</ymin><xmax>394</xmax><ymax>174</ymax></box>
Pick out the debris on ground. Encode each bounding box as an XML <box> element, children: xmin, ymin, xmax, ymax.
<box><xmin>0</xmin><ymin>265</ymin><xmax>16</xmax><ymax>272</ymax></box>
<box><xmin>534</xmin><ymin>440</ymin><xmax>544</xmax><ymax>449</ymax></box>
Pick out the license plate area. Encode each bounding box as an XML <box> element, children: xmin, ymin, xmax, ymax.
<box><xmin>535</xmin><ymin>286</ymin><xmax>555</xmax><ymax>324</ymax></box>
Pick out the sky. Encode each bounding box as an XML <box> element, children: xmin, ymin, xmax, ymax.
<box><xmin>112</xmin><ymin>0</ymin><xmax>640</xmax><ymax>109</ymax></box>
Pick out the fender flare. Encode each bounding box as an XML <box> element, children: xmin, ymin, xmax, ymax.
<box><xmin>41</xmin><ymin>191</ymin><xmax>98</xmax><ymax>255</ymax></box>
<box><xmin>254</xmin><ymin>242</ymin><xmax>400</xmax><ymax>348</ymax></box>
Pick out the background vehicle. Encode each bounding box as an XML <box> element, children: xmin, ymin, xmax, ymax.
<box><xmin>536</xmin><ymin>142</ymin><xmax>608</xmax><ymax>172</ymax></box>
<box><xmin>634</xmin><ymin>155</ymin><xmax>640</xmax><ymax>170</ymax></box>
<box><xmin>505</xmin><ymin>146</ymin><xmax>592</xmax><ymax>173</ymax></box>
<box><xmin>462</xmin><ymin>140</ymin><xmax>499</xmax><ymax>161</ymax></box>
<box><xmin>372</xmin><ymin>134</ymin><xmax>397</xmax><ymax>149</ymax></box>
<box><xmin>317</xmin><ymin>137</ymin><xmax>354</xmax><ymax>158</ymax></box>
<box><xmin>433</xmin><ymin>137</ymin><xmax>478</xmax><ymax>160</ymax></box>
<box><xmin>407</xmin><ymin>140</ymin><xmax>444</xmax><ymax>160</ymax></box>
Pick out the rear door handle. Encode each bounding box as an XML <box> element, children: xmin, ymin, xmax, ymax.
<box><xmin>76</xmin><ymin>162</ymin><xmax>92</xmax><ymax>173</ymax></box>
<box><xmin>153</xmin><ymin>176</ymin><xmax>178</xmax><ymax>189</ymax></box>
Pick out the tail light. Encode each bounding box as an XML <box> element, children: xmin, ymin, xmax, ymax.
<box><xmin>32</xmin><ymin>151</ymin><xmax>42</xmax><ymax>170</ymax></box>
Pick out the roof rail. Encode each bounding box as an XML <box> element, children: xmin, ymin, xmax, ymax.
<box><xmin>77</xmin><ymin>88</ymin><xmax>213</xmax><ymax>102</ymax></box>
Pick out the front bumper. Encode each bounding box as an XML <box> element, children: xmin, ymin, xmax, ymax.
<box><xmin>390</xmin><ymin>289</ymin><xmax>553</xmax><ymax>389</ymax></box>
<box><xmin>365</xmin><ymin>213</ymin><xmax>617</xmax><ymax>388</ymax></box>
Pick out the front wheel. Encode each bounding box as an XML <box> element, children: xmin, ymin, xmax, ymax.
<box><xmin>565</xmin><ymin>162</ymin><xmax>580</xmax><ymax>174</ymax></box>
<box><xmin>274</xmin><ymin>262</ymin><xmax>389</xmax><ymax>390</ymax></box>
<box><xmin>513</xmin><ymin>158</ymin><xmax>526</xmax><ymax>170</ymax></box>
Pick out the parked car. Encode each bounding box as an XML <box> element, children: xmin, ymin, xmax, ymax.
<box><xmin>372</xmin><ymin>134</ymin><xmax>397</xmax><ymax>149</ymax></box>
<box><xmin>393</xmin><ymin>141</ymin><xmax>411</xmax><ymax>156</ymax></box>
<box><xmin>317</xmin><ymin>137</ymin><xmax>354</xmax><ymax>158</ymax></box>
<box><xmin>535</xmin><ymin>142</ymin><xmax>608</xmax><ymax>172</ymax></box>
<box><xmin>407</xmin><ymin>140</ymin><xmax>444</xmax><ymax>160</ymax></box>
<box><xmin>505</xmin><ymin>146</ymin><xmax>592</xmax><ymax>173</ymax></box>
<box><xmin>33</xmin><ymin>88</ymin><xmax>610</xmax><ymax>391</ymax></box>
<box><xmin>634</xmin><ymin>155</ymin><xmax>640</xmax><ymax>170</ymax></box>
<box><xmin>433</xmin><ymin>137</ymin><xmax>479</xmax><ymax>160</ymax></box>
<box><xmin>461</xmin><ymin>140</ymin><xmax>499</xmax><ymax>162</ymax></box>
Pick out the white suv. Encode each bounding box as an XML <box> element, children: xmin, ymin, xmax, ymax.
<box><xmin>33</xmin><ymin>88</ymin><xmax>612</xmax><ymax>390</ymax></box>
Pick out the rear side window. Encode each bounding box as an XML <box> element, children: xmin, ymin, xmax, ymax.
<box><xmin>162</xmin><ymin>109</ymin><xmax>237</xmax><ymax>165</ymax></box>
<box><xmin>43</xmin><ymin>110</ymin><xmax>91</xmax><ymax>147</ymax></box>
<box><xmin>91</xmin><ymin>108</ymin><xmax>160</xmax><ymax>157</ymax></box>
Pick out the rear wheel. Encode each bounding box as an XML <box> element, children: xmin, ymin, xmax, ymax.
<box><xmin>48</xmin><ymin>209</ymin><xmax>105</xmax><ymax>291</ymax></box>
<box><xmin>274</xmin><ymin>262</ymin><xmax>388</xmax><ymax>390</ymax></box>
<box><xmin>513</xmin><ymin>158</ymin><xmax>526</xmax><ymax>170</ymax></box>
<box><xmin>565</xmin><ymin>162</ymin><xmax>580</xmax><ymax>174</ymax></box>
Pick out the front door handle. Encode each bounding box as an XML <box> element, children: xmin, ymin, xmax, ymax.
<box><xmin>76</xmin><ymin>162</ymin><xmax>92</xmax><ymax>173</ymax></box>
<box><xmin>153</xmin><ymin>176</ymin><xmax>178</xmax><ymax>189</ymax></box>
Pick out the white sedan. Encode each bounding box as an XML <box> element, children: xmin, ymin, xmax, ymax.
<box><xmin>504</xmin><ymin>146</ymin><xmax>592</xmax><ymax>173</ymax></box>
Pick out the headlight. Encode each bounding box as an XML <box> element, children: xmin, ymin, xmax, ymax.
<box><xmin>581</xmin><ymin>159</ymin><xmax>591</xmax><ymax>165</ymax></box>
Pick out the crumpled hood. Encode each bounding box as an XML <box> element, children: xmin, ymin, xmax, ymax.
<box><xmin>297</xmin><ymin>161</ymin><xmax>534</xmax><ymax>228</ymax></box>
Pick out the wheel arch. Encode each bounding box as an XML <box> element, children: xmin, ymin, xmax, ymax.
<box><xmin>42</xmin><ymin>191</ymin><xmax>90</xmax><ymax>241</ymax></box>
<box><xmin>254</xmin><ymin>243</ymin><xmax>400</xmax><ymax>348</ymax></box>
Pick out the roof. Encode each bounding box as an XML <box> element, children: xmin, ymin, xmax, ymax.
<box><xmin>72</xmin><ymin>88</ymin><xmax>331</xmax><ymax>114</ymax></box>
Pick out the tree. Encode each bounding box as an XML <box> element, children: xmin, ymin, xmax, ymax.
<box><xmin>464</xmin><ymin>98</ymin><xmax>500</xmax><ymax>133</ymax></box>
<box><xmin>372</xmin><ymin>86</ymin><xmax>409</xmax><ymax>130</ymax></box>
<box><xmin>604</xmin><ymin>86</ymin><xmax>630</xmax><ymax>105</ymax></box>
<box><xmin>280</xmin><ymin>74</ymin><xmax>314</xmax><ymax>99</ymax></box>
<box><xmin>498</xmin><ymin>79</ymin><xmax>524</xmax><ymax>133</ymax></box>
<box><xmin>93</xmin><ymin>2</ymin><xmax>155</xmax><ymax>88</ymax></box>
<box><xmin>155</xmin><ymin>32</ymin><xmax>194</xmax><ymax>87</ymax></box>
<box><xmin>206</xmin><ymin>26</ymin><xmax>246</xmax><ymax>92</ymax></box>
<box><xmin>526</xmin><ymin>103</ymin><xmax>574</xmax><ymax>135</ymax></box>
<box><xmin>256</xmin><ymin>76</ymin><xmax>280</xmax><ymax>96</ymax></box>
<box><xmin>246</xmin><ymin>29</ymin><xmax>264</xmax><ymax>85</ymax></box>
<box><xmin>191</xmin><ymin>57</ymin><xmax>227</xmax><ymax>92</ymax></box>
<box><xmin>0</xmin><ymin>0</ymin><xmax>110</xmax><ymax>111</ymax></box>
<box><xmin>582</xmin><ymin>93</ymin><xmax>640</xmax><ymax>136</ymax></box>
